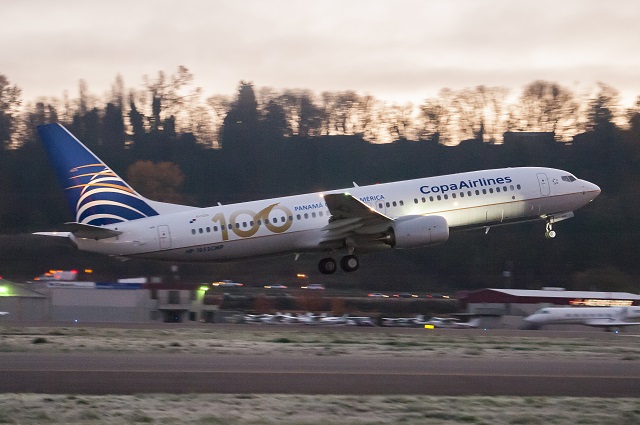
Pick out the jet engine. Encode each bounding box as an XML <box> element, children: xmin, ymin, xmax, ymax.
<box><xmin>384</xmin><ymin>215</ymin><xmax>449</xmax><ymax>249</ymax></box>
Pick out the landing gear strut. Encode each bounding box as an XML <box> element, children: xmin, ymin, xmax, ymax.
<box><xmin>545</xmin><ymin>221</ymin><xmax>556</xmax><ymax>239</ymax></box>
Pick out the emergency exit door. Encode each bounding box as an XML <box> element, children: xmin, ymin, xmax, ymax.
<box><xmin>158</xmin><ymin>225</ymin><xmax>171</xmax><ymax>249</ymax></box>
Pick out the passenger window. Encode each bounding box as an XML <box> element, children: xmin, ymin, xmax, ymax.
<box><xmin>399</xmin><ymin>200</ymin><xmax>404</xmax><ymax>206</ymax></box>
<box><xmin>392</xmin><ymin>201</ymin><xmax>397</xmax><ymax>207</ymax></box>
<box><xmin>386</xmin><ymin>202</ymin><xmax>390</xmax><ymax>208</ymax></box>
<box><xmin>304</xmin><ymin>213</ymin><xmax>309</xmax><ymax>219</ymax></box>
<box><xmin>296</xmin><ymin>214</ymin><xmax>301</xmax><ymax>220</ymax></box>
<box><xmin>482</xmin><ymin>189</ymin><xmax>487</xmax><ymax>194</ymax></box>
<box><xmin>468</xmin><ymin>191</ymin><xmax>472</xmax><ymax>196</ymax></box>
<box><xmin>422</xmin><ymin>197</ymin><xmax>426</xmax><ymax>203</ymax></box>
<box><xmin>510</xmin><ymin>185</ymin><xmax>514</xmax><ymax>191</ymax></box>
<box><xmin>318</xmin><ymin>212</ymin><xmax>323</xmax><ymax>217</ymax></box>
<box><xmin>517</xmin><ymin>184</ymin><xmax>521</xmax><ymax>190</ymax></box>
<box><xmin>429</xmin><ymin>196</ymin><xmax>434</xmax><ymax>202</ymax></box>
<box><xmin>206</xmin><ymin>227</ymin><xmax>211</xmax><ymax>232</ymax></box>
<box><xmin>444</xmin><ymin>194</ymin><xmax>448</xmax><ymax>200</ymax></box>
<box><xmin>452</xmin><ymin>193</ymin><xmax>456</xmax><ymax>199</ymax></box>
<box><xmin>475</xmin><ymin>190</ymin><xmax>480</xmax><ymax>195</ymax></box>
<box><xmin>213</xmin><ymin>226</ymin><xmax>218</xmax><ymax>232</ymax></box>
<box><xmin>414</xmin><ymin>198</ymin><xmax>418</xmax><ymax>204</ymax></box>
<box><xmin>198</xmin><ymin>228</ymin><xmax>203</xmax><ymax>234</ymax></box>
<box><xmin>437</xmin><ymin>195</ymin><xmax>441</xmax><ymax>201</ymax></box>
<box><xmin>496</xmin><ymin>187</ymin><xmax>500</xmax><ymax>193</ymax></box>
<box><xmin>460</xmin><ymin>192</ymin><xmax>464</xmax><ymax>198</ymax></box>
<box><xmin>489</xmin><ymin>188</ymin><xmax>494</xmax><ymax>193</ymax></box>
<box><xmin>191</xmin><ymin>229</ymin><xmax>196</xmax><ymax>235</ymax></box>
<box><xmin>312</xmin><ymin>212</ymin><xmax>316</xmax><ymax>218</ymax></box>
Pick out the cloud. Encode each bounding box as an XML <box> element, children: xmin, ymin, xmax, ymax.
<box><xmin>3</xmin><ymin>0</ymin><xmax>639</xmax><ymax>105</ymax></box>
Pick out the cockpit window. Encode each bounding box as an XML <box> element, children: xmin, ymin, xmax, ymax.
<box><xmin>561</xmin><ymin>175</ymin><xmax>577</xmax><ymax>182</ymax></box>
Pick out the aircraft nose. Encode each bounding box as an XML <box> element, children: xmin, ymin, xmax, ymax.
<box><xmin>582</xmin><ymin>181</ymin><xmax>601</xmax><ymax>199</ymax></box>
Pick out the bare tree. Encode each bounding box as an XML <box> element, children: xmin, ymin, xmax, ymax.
<box><xmin>511</xmin><ymin>80</ymin><xmax>578</xmax><ymax>141</ymax></box>
<box><xmin>0</xmin><ymin>74</ymin><xmax>22</xmax><ymax>147</ymax></box>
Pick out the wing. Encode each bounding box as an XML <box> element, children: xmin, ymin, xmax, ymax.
<box><xmin>585</xmin><ymin>319</ymin><xmax>640</xmax><ymax>328</ymax></box>
<box><xmin>321</xmin><ymin>193</ymin><xmax>393</xmax><ymax>245</ymax></box>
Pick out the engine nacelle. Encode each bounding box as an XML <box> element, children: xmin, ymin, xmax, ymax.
<box><xmin>386</xmin><ymin>215</ymin><xmax>449</xmax><ymax>249</ymax></box>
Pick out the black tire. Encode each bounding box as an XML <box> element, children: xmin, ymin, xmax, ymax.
<box><xmin>318</xmin><ymin>257</ymin><xmax>337</xmax><ymax>274</ymax></box>
<box><xmin>340</xmin><ymin>254</ymin><xmax>360</xmax><ymax>272</ymax></box>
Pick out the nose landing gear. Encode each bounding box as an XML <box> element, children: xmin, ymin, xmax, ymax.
<box><xmin>545</xmin><ymin>221</ymin><xmax>556</xmax><ymax>239</ymax></box>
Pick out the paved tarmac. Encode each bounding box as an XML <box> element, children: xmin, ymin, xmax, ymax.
<box><xmin>1</xmin><ymin>352</ymin><xmax>639</xmax><ymax>396</ymax></box>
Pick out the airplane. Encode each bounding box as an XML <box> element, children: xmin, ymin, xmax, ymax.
<box><xmin>382</xmin><ymin>314</ymin><xmax>428</xmax><ymax>327</ymax></box>
<box><xmin>34</xmin><ymin>123</ymin><xmax>601</xmax><ymax>274</ymax></box>
<box><xmin>523</xmin><ymin>306</ymin><xmax>640</xmax><ymax>331</ymax></box>
<box><xmin>424</xmin><ymin>317</ymin><xmax>480</xmax><ymax>329</ymax></box>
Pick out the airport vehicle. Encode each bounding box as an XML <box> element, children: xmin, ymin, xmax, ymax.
<box><xmin>393</xmin><ymin>292</ymin><xmax>418</xmax><ymax>298</ymax></box>
<box><xmin>367</xmin><ymin>293</ymin><xmax>389</xmax><ymax>298</ymax></box>
<box><xmin>32</xmin><ymin>270</ymin><xmax>79</xmax><ymax>281</ymax></box>
<box><xmin>35</xmin><ymin>123</ymin><xmax>600</xmax><ymax>274</ymax></box>
<box><xmin>301</xmin><ymin>284</ymin><xmax>325</xmax><ymax>290</ymax></box>
<box><xmin>0</xmin><ymin>312</ymin><xmax>9</xmax><ymax>317</ymax></box>
<box><xmin>264</xmin><ymin>284</ymin><xmax>287</xmax><ymax>289</ymax></box>
<box><xmin>523</xmin><ymin>306</ymin><xmax>640</xmax><ymax>331</ymax></box>
<box><xmin>213</xmin><ymin>280</ymin><xmax>244</xmax><ymax>287</ymax></box>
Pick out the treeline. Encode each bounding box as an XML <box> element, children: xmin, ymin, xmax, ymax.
<box><xmin>0</xmin><ymin>69</ymin><xmax>639</xmax><ymax>291</ymax></box>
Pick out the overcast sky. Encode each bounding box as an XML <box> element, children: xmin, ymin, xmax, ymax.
<box><xmin>3</xmin><ymin>0</ymin><xmax>639</xmax><ymax>106</ymax></box>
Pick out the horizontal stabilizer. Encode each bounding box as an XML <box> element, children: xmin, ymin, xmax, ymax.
<box><xmin>62</xmin><ymin>222</ymin><xmax>122</xmax><ymax>240</ymax></box>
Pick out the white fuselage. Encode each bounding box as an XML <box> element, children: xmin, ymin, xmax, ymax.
<box><xmin>71</xmin><ymin>167</ymin><xmax>600</xmax><ymax>261</ymax></box>
<box><xmin>524</xmin><ymin>306</ymin><xmax>640</xmax><ymax>327</ymax></box>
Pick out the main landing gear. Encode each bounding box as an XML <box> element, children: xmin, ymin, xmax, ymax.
<box><xmin>545</xmin><ymin>221</ymin><xmax>556</xmax><ymax>239</ymax></box>
<box><xmin>318</xmin><ymin>254</ymin><xmax>360</xmax><ymax>274</ymax></box>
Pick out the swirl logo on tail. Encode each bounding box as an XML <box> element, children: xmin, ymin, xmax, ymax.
<box><xmin>37</xmin><ymin>123</ymin><xmax>159</xmax><ymax>226</ymax></box>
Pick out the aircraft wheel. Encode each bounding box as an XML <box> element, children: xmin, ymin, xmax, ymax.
<box><xmin>340</xmin><ymin>254</ymin><xmax>360</xmax><ymax>272</ymax></box>
<box><xmin>318</xmin><ymin>257</ymin><xmax>337</xmax><ymax>274</ymax></box>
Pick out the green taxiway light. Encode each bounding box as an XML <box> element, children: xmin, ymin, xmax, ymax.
<box><xmin>199</xmin><ymin>286</ymin><xmax>209</xmax><ymax>292</ymax></box>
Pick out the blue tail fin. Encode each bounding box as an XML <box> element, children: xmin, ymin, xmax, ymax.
<box><xmin>37</xmin><ymin>123</ymin><xmax>159</xmax><ymax>226</ymax></box>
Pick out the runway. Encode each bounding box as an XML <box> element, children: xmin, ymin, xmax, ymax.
<box><xmin>1</xmin><ymin>352</ymin><xmax>639</xmax><ymax>396</ymax></box>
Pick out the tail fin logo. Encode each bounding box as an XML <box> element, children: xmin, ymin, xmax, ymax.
<box><xmin>37</xmin><ymin>123</ymin><xmax>158</xmax><ymax>226</ymax></box>
<box><xmin>67</xmin><ymin>164</ymin><xmax>158</xmax><ymax>225</ymax></box>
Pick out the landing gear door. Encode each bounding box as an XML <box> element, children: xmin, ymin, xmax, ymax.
<box><xmin>537</xmin><ymin>173</ymin><xmax>550</xmax><ymax>196</ymax></box>
<box><xmin>158</xmin><ymin>225</ymin><xmax>171</xmax><ymax>249</ymax></box>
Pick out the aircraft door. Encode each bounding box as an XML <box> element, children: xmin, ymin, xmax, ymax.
<box><xmin>537</xmin><ymin>173</ymin><xmax>550</xmax><ymax>196</ymax></box>
<box><xmin>158</xmin><ymin>225</ymin><xmax>171</xmax><ymax>249</ymax></box>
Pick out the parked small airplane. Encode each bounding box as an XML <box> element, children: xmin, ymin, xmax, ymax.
<box><xmin>35</xmin><ymin>123</ymin><xmax>600</xmax><ymax>273</ymax></box>
<box><xmin>523</xmin><ymin>306</ymin><xmax>640</xmax><ymax>331</ymax></box>
<box><xmin>382</xmin><ymin>315</ymin><xmax>428</xmax><ymax>327</ymax></box>
<box><xmin>424</xmin><ymin>317</ymin><xmax>480</xmax><ymax>329</ymax></box>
